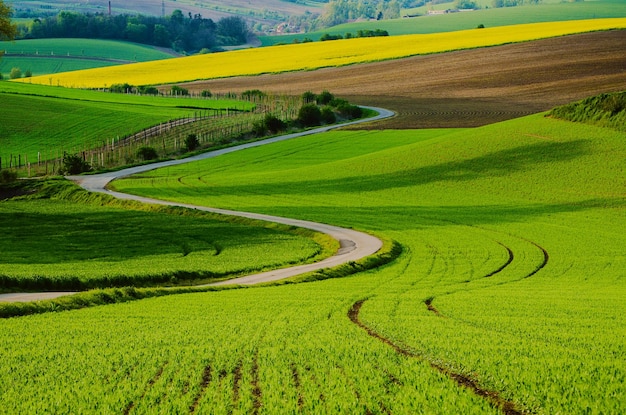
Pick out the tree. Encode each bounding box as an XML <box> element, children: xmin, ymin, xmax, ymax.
<box><xmin>184</xmin><ymin>134</ymin><xmax>199</xmax><ymax>152</ymax></box>
<box><xmin>0</xmin><ymin>0</ymin><xmax>17</xmax><ymax>42</ymax></box>
<box><xmin>171</xmin><ymin>85</ymin><xmax>189</xmax><ymax>96</ymax></box>
<box><xmin>9</xmin><ymin>67</ymin><xmax>21</xmax><ymax>79</ymax></box>
<box><xmin>61</xmin><ymin>152</ymin><xmax>92</xmax><ymax>175</ymax></box>
<box><xmin>316</xmin><ymin>90</ymin><xmax>334</xmax><ymax>105</ymax></box>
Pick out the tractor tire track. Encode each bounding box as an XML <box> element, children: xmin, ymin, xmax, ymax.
<box><xmin>348</xmin><ymin>300</ymin><xmax>525</xmax><ymax>415</ymax></box>
<box><xmin>351</xmin><ymin>233</ymin><xmax>548</xmax><ymax>413</ymax></box>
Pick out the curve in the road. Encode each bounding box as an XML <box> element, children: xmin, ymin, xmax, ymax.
<box><xmin>0</xmin><ymin>107</ymin><xmax>393</xmax><ymax>303</ymax></box>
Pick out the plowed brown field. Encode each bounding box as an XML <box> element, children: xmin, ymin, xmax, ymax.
<box><xmin>182</xmin><ymin>30</ymin><xmax>626</xmax><ymax>128</ymax></box>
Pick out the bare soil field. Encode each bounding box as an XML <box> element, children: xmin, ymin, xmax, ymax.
<box><xmin>183</xmin><ymin>30</ymin><xmax>626</xmax><ymax>128</ymax></box>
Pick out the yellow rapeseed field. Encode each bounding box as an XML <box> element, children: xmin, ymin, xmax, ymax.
<box><xmin>17</xmin><ymin>18</ymin><xmax>626</xmax><ymax>88</ymax></box>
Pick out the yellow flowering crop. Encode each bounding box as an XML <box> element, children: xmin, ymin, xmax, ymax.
<box><xmin>17</xmin><ymin>18</ymin><xmax>626</xmax><ymax>89</ymax></box>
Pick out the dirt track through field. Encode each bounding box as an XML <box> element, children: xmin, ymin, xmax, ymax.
<box><xmin>183</xmin><ymin>30</ymin><xmax>626</xmax><ymax>128</ymax></box>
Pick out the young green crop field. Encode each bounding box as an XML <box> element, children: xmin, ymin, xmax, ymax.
<box><xmin>0</xmin><ymin>38</ymin><xmax>177</xmax><ymax>77</ymax></box>
<box><xmin>0</xmin><ymin>83</ymin><xmax>252</xmax><ymax>168</ymax></box>
<box><xmin>0</xmin><ymin>179</ymin><xmax>330</xmax><ymax>291</ymax></box>
<box><xmin>1</xmin><ymin>108</ymin><xmax>624</xmax><ymax>413</ymax></box>
<box><xmin>260</xmin><ymin>0</ymin><xmax>626</xmax><ymax>45</ymax></box>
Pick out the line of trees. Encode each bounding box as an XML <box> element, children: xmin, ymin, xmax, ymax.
<box><xmin>17</xmin><ymin>10</ymin><xmax>249</xmax><ymax>53</ymax></box>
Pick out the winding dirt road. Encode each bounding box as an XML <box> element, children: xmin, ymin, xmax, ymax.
<box><xmin>0</xmin><ymin>107</ymin><xmax>392</xmax><ymax>303</ymax></box>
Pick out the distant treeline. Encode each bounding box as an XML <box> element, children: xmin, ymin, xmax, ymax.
<box><xmin>16</xmin><ymin>11</ymin><xmax>249</xmax><ymax>53</ymax></box>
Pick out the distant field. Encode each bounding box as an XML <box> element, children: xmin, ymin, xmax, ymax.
<box><xmin>0</xmin><ymin>83</ymin><xmax>252</xmax><ymax>167</ymax></box>
<box><xmin>16</xmin><ymin>18</ymin><xmax>626</xmax><ymax>88</ymax></box>
<box><xmin>261</xmin><ymin>0</ymin><xmax>626</xmax><ymax>45</ymax></box>
<box><xmin>0</xmin><ymin>38</ymin><xmax>177</xmax><ymax>77</ymax></box>
<box><xmin>8</xmin><ymin>0</ymin><xmax>323</xmax><ymax>25</ymax></box>
<box><xmin>187</xmin><ymin>30</ymin><xmax>626</xmax><ymax>129</ymax></box>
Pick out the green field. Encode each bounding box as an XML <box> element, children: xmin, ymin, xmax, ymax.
<box><xmin>260</xmin><ymin>0</ymin><xmax>626</xmax><ymax>45</ymax></box>
<box><xmin>1</xmin><ymin>104</ymin><xmax>624</xmax><ymax>413</ymax></box>
<box><xmin>0</xmin><ymin>38</ymin><xmax>177</xmax><ymax>77</ymax></box>
<box><xmin>0</xmin><ymin>83</ymin><xmax>253</xmax><ymax>169</ymax></box>
<box><xmin>0</xmin><ymin>179</ymin><xmax>332</xmax><ymax>290</ymax></box>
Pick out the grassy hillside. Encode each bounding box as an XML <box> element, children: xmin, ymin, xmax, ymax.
<box><xmin>1</xmin><ymin>101</ymin><xmax>623</xmax><ymax>413</ymax></box>
<box><xmin>0</xmin><ymin>179</ymin><xmax>332</xmax><ymax>290</ymax></box>
<box><xmin>549</xmin><ymin>90</ymin><xmax>626</xmax><ymax>131</ymax></box>
<box><xmin>0</xmin><ymin>83</ymin><xmax>252</xmax><ymax>169</ymax></box>
<box><xmin>261</xmin><ymin>0</ymin><xmax>626</xmax><ymax>45</ymax></box>
<box><xmin>0</xmin><ymin>38</ymin><xmax>178</xmax><ymax>77</ymax></box>
<box><xmin>16</xmin><ymin>18</ymin><xmax>626</xmax><ymax>88</ymax></box>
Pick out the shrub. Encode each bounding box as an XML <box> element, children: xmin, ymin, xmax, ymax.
<box><xmin>336</xmin><ymin>103</ymin><xmax>362</xmax><ymax>120</ymax></box>
<box><xmin>9</xmin><ymin>67</ymin><xmax>21</xmax><ymax>79</ymax></box>
<box><xmin>241</xmin><ymin>89</ymin><xmax>266</xmax><ymax>100</ymax></box>
<box><xmin>316</xmin><ymin>90</ymin><xmax>334</xmax><ymax>105</ymax></box>
<box><xmin>201</xmin><ymin>90</ymin><xmax>212</xmax><ymax>98</ymax></box>
<box><xmin>264</xmin><ymin>114</ymin><xmax>286</xmax><ymax>134</ymax></box>
<box><xmin>61</xmin><ymin>152</ymin><xmax>92</xmax><ymax>175</ymax></box>
<box><xmin>321</xmin><ymin>107</ymin><xmax>336</xmax><ymax>124</ymax></box>
<box><xmin>302</xmin><ymin>91</ymin><xmax>316</xmax><ymax>104</ymax></box>
<box><xmin>252</xmin><ymin>114</ymin><xmax>286</xmax><ymax>137</ymax></box>
<box><xmin>184</xmin><ymin>134</ymin><xmax>200</xmax><ymax>151</ymax></box>
<box><xmin>109</xmin><ymin>83</ymin><xmax>134</xmax><ymax>93</ymax></box>
<box><xmin>171</xmin><ymin>85</ymin><xmax>189</xmax><ymax>96</ymax></box>
<box><xmin>136</xmin><ymin>146</ymin><xmax>158</xmax><ymax>161</ymax></box>
<box><xmin>24</xmin><ymin>69</ymin><xmax>32</xmax><ymax>78</ymax></box>
<box><xmin>297</xmin><ymin>104</ymin><xmax>322</xmax><ymax>127</ymax></box>
<box><xmin>137</xmin><ymin>85</ymin><xmax>159</xmax><ymax>95</ymax></box>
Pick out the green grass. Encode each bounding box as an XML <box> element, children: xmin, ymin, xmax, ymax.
<box><xmin>0</xmin><ymin>107</ymin><xmax>623</xmax><ymax>413</ymax></box>
<box><xmin>549</xmin><ymin>90</ymin><xmax>626</xmax><ymax>131</ymax></box>
<box><xmin>0</xmin><ymin>38</ymin><xmax>177</xmax><ymax>77</ymax></box>
<box><xmin>0</xmin><ymin>179</ymin><xmax>334</xmax><ymax>290</ymax></box>
<box><xmin>0</xmin><ymin>82</ymin><xmax>253</xmax><ymax>168</ymax></box>
<box><xmin>260</xmin><ymin>0</ymin><xmax>626</xmax><ymax>45</ymax></box>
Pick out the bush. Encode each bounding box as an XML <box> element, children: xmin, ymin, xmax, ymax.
<box><xmin>241</xmin><ymin>89</ymin><xmax>266</xmax><ymax>100</ymax></box>
<box><xmin>302</xmin><ymin>91</ymin><xmax>316</xmax><ymax>104</ymax></box>
<box><xmin>61</xmin><ymin>152</ymin><xmax>92</xmax><ymax>175</ymax></box>
<box><xmin>336</xmin><ymin>103</ymin><xmax>363</xmax><ymax>120</ymax></box>
<box><xmin>297</xmin><ymin>104</ymin><xmax>322</xmax><ymax>127</ymax></box>
<box><xmin>171</xmin><ymin>85</ymin><xmax>189</xmax><ymax>96</ymax></box>
<box><xmin>0</xmin><ymin>169</ymin><xmax>17</xmax><ymax>184</ymax></box>
<box><xmin>264</xmin><ymin>114</ymin><xmax>286</xmax><ymax>133</ymax></box>
<box><xmin>201</xmin><ymin>90</ymin><xmax>212</xmax><ymax>98</ymax></box>
<box><xmin>109</xmin><ymin>83</ymin><xmax>134</xmax><ymax>93</ymax></box>
<box><xmin>136</xmin><ymin>146</ymin><xmax>158</xmax><ymax>161</ymax></box>
<box><xmin>9</xmin><ymin>67</ymin><xmax>21</xmax><ymax>79</ymax></box>
<box><xmin>316</xmin><ymin>90</ymin><xmax>334</xmax><ymax>106</ymax></box>
<box><xmin>137</xmin><ymin>85</ymin><xmax>159</xmax><ymax>95</ymax></box>
<box><xmin>184</xmin><ymin>134</ymin><xmax>200</xmax><ymax>152</ymax></box>
<box><xmin>24</xmin><ymin>69</ymin><xmax>32</xmax><ymax>78</ymax></box>
<box><xmin>252</xmin><ymin>114</ymin><xmax>286</xmax><ymax>137</ymax></box>
<box><xmin>321</xmin><ymin>107</ymin><xmax>336</xmax><ymax>124</ymax></box>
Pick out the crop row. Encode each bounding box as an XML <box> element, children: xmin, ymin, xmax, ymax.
<box><xmin>1</xmin><ymin>111</ymin><xmax>624</xmax><ymax>413</ymax></box>
<box><xmin>107</xmin><ymin>114</ymin><xmax>625</xmax><ymax>413</ymax></box>
<box><xmin>17</xmin><ymin>19</ymin><xmax>626</xmax><ymax>88</ymax></box>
